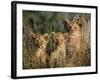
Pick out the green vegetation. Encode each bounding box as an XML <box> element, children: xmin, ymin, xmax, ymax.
<box><xmin>23</xmin><ymin>10</ymin><xmax>91</xmax><ymax>69</ymax></box>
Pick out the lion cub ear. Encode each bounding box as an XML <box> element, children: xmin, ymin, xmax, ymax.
<box><xmin>63</xmin><ymin>19</ymin><xmax>70</xmax><ymax>27</ymax></box>
<box><xmin>44</xmin><ymin>33</ymin><xmax>49</xmax><ymax>42</ymax></box>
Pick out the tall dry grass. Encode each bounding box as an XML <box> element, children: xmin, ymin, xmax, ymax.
<box><xmin>23</xmin><ymin>14</ymin><xmax>91</xmax><ymax>69</ymax></box>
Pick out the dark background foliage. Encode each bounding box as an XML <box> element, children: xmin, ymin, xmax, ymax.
<box><xmin>23</xmin><ymin>10</ymin><xmax>91</xmax><ymax>69</ymax></box>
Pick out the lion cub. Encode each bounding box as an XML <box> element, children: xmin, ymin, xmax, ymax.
<box><xmin>64</xmin><ymin>19</ymin><xmax>81</xmax><ymax>53</ymax></box>
<box><xmin>64</xmin><ymin>19</ymin><xmax>82</xmax><ymax>67</ymax></box>
<box><xmin>50</xmin><ymin>32</ymin><xmax>66</xmax><ymax>68</ymax></box>
<box><xmin>32</xmin><ymin>33</ymin><xmax>49</xmax><ymax>68</ymax></box>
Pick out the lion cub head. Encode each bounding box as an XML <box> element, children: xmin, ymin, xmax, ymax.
<box><xmin>51</xmin><ymin>32</ymin><xmax>66</xmax><ymax>47</ymax></box>
<box><xmin>32</xmin><ymin>33</ymin><xmax>49</xmax><ymax>49</ymax></box>
<box><xmin>64</xmin><ymin>19</ymin><xmax>81</xmax><ymax>34</ymax></box>
<box><xmin>51</xmin><ymin>32</ymin><xmax>66</xmax><ymax>50</ymax></box>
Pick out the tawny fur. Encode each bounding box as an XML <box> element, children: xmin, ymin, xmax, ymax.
<box><xmin>64</xmin><ymin>19</ymin><xmax>82</xmax><ymax>66</ymax></box>
<box><xmin>64</xmin><ymin>14</ymin><xmax>91</xmax><ymax>66</ymax></box>
<box><xmin>64</xmin><ymin>20</ymin><xmax>81</xmax><ymax>53</ymax></box>
<box><xmin>73</xmin><ymin>14</ymin><xmax>91</xmax><ymax>51</ymax></box>
<box><xmin>72</xmin><ymin>14</ymin><xmax>91</xmax><ymax>66</ymax></box>
<box><xmin>32</xmin><ymin>33</ymin><xmax>49</xmax><ymax>68</ymax></box>
<box><xmin>50</xmin><ymin>32</ymin><xmax>66</xmax><ymax>68</ymax></box>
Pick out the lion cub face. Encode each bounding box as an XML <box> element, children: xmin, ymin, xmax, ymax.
<box><xmin>32</xmin><ymin>33</ymin><xmax>49</xmax><ymax>49</ymax></box>
<box><xmin>51</xmin><ymin>32</ymin><xmax>66</xmax><ymax>46</ymax></box>
<box><xmin>64</xmin><ymin>20</ymin><xmax>81</xmax><ymax>33</ymax></box>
